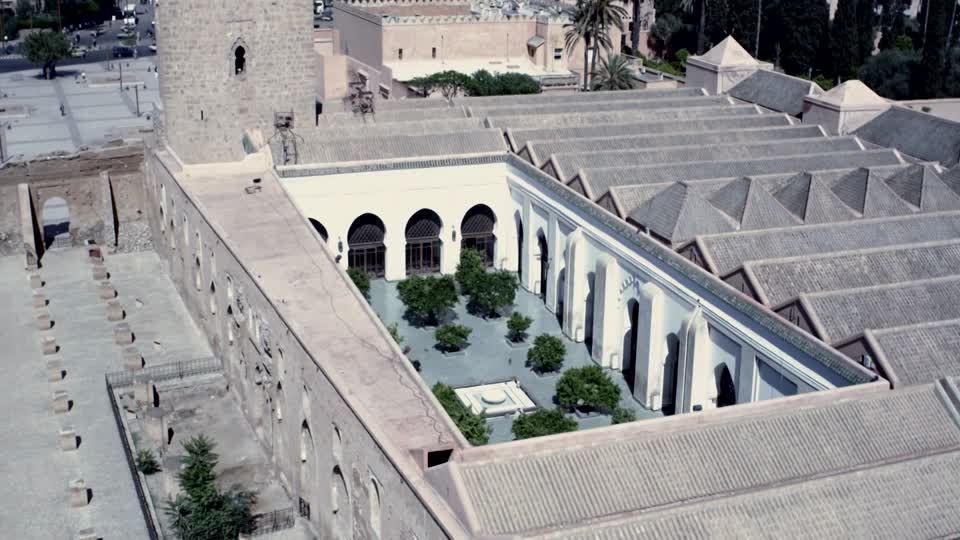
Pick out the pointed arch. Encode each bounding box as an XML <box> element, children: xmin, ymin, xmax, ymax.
<box><xmin>231</xmin><ymin>38</ymin><xmax>249</xmax><ymax>77</ymax></box>
<box><xmin>348</xmin><ymin>213</ymin><xmax>386</xmax><ymax>277</ymax></box>
<box><xmin>405</xmin><ymin>208</ymin><xmax>442</xmax><ymax>274</ymax></box>
<box><xmin>461</xmin><ymin>204</ymin><xmax>496</xmax><ymax>267</ymax></box>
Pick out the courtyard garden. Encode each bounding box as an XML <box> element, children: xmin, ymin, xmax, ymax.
<box><xmin>363</xmin><ymin>250</ymin><xmax>662</xmax><ymax>445</ymax></box>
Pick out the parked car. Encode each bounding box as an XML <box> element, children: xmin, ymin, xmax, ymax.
<box><xmin>70</xmin><ymin>46</ymin><xmax>88</xmax><ymax>58</ymax></box>
<box><xmin>112</xmin><ymin>46</ymin><xmax>136</xmax><ymax>58</ymax></box>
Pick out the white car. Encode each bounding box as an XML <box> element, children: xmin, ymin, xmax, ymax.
<box><xmin>70</xmin><ymin>46</ymin><xmax>88</xmax><ymax>58</ymax></box>
<box><xmin>149</xmin><ymin>44</ymin><xmax>157</xmax><ymax>52</ymax></box>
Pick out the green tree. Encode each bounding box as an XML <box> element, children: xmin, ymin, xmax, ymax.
<box><xmin>489</xmin><ymin>72</ymin><xmax>541</xmax><ymax>95</ymax></box>
<box><xmin>917</xmin><ymin>0</ymin><xmax>952</xmax><ymax>97</ymax></box>
<box><xmin>455</xmin><ymin>248</ymin><xmax>485</xmax><ymax>295</ymax></box>
<box><xmin>556</xmin><ymin>364</ymin><xmax>621</xmax><ymax>412</ymax></box>
<box><xmin>165</xmin><ymin>435</ymin><xmax>256</xmax><ymax>540</ymax></box>
<box><xmin>408</xmin><ymin>70</ymin><xmax>472</xmax><ymax>99</ymax></box>
<box><xmin>435</xmin><ymin>323</ymin><xmax>472</xmax><ymax>352</ymax></box>
<box><xmin>855</xmin><ymin>0</ymin><xmax>877</xmax><ymax>64</ymax></box>
<box><xmin>22</xmin><ymin>30</ymin><xmax>71</xmax><ymax>79</ymax></box>
<box><xmin>469</xmin><ymin>270</ymin><xmax>516</xmax><ymax>318</ymax></box>
<box><xmin>397</xmin><ymin>275</ymin><xmax>458</xmax><ymax>326</ymax></box>
<box><xmin>347</xmin><ymin>267</ymin><xmax>370</xmax><ymax>299</ymax></box>
<box><xmin>611</xmin><ymin>406</ymin><xmax>636</xmax><ymax>424</ymax></box>
<box><xmin>859</xmin><ymin>48</ymin><xmax>918</xmax><ymax>99</ymax></box>
<box><xmin>386</xmin><ymin>322</ymin><xmax>403</xmax><ymax>345</ymax></box>
<box><xmin>769</xmin><ymin>0</ymin><xmax>830</xmax><ymax>76</ymax></box>
<box><xmin>506</xmin><ymin>312</ymin><xmax>533</xmax><ymax>343</ymax></box>
<box><xmin>565</xmin><ymin>1</ymin><xmax>594</xmax><ymax>90</ymax></box>
<box><xmin>511</xmin><ymin>408</ymin><xmax>578</xmax><ymax>439</ymax></box>
<box><xmin>136</xmin><ymin>448</ymin><xmax>161</xmax><ymax>474</ymax></box>
<box><xmin>432</xmin><ymin>383</ymin><xmax>491</xmax><ymax>445</ymax></box>
<box><xmin>582</xmin><ymin>0</ymin><xmax>627</xmax><ymax>87</ymax></box>
<box><xmin>527</xmin><ymin>334</ymin><xmax>566</xmax><ymax>374</ymax></box>
<box><xmin>894</xmin><ymin>34</ymin><xmax>913</xmax><ymax>52</ymax></box>
<box><xmin>591</xmin><ymin>54</ymin><xmax>636</xmax><ymax>90</ymax></box>
<box><xmin>649</xmin><ymin>13</ymin><xmax>684</xmax><ymax>58</ymax></box>
<box><xmin>680</xmin><ymin>0</ymin><xmax>708</xmax><ymax>53</ymax></box>
<box><xmin>829</xmin><ymin>0</ymin><xmax>859</xmax><ymax>79</ymax></box>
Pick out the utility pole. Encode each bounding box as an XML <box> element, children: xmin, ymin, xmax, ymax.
<box><xmin>119</xmin><ymin>61</ymin><xmax>123</xmax><ymax>91</ymax></box>
<box><xmin>134</xmin><ymin>84</ymin><xmax>140</xmax><ymax>116</ymax></box>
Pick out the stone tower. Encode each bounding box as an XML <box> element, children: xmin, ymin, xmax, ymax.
<box><xmin>156</xmin><ymin>0</ymin><xmax>316</xmax><ymax>164</ymax></box>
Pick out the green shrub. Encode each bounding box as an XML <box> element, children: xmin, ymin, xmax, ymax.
<box><xmin>397</xmin><ymin>275</ymin><xmax>458</xmax><ymax>326</ymax></box>
<box><xmin>387</xmin><ymin>323</ymin><xmax>403</xmax><ymax>345</ymax></box>
<box><xmin>511</xmin><ymin>408</ymin><xmax>577</xmax><ymax>439</ymax></box>
<box><xmin>611</xmin><ymin>406</ymin><xmax>637</xmax><ymax>425</ymax></box>
<box><xmin>435</xmin><ymin>323</ymin><xmax>472</xmax><ymax>352</ymax></box>
<box><xmin>136</xmin><ymin>448</ymin><xmax>160</xmax><ymax>475</ymax></box>
<box><xmin>469</xmin><ymin>270</ymin><xmax>516</xmax><ymax>317</ymax></box>
<box><xmin>527</xmin><ymin>334</ymin><xmax>566</xmax><ymax>373</ymax></box>
<box><xmin>506</xmin><ymin>312</ymin><xmax>533</xmax><ymax>342</ymax></box>
<box><xmin>556</xmin><ymin>365</ymin><xmax>621</xmax><ymax>412</ymax></box>
<box><xmin>455</xmin><ymin>248</ymin><xmax>485</xmax><ymax>294</ymax></box>
<box><xmin>432</xmin><ymin>382</ymin><xmax>492</xmax><ymax>445</ymax></box>
<box><xmin>347</xmin><ymin>267</ymin><xmax>370</xmax><ymax>299</ymax></box>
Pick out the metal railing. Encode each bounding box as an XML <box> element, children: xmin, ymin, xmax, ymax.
<box><xmin>106</xmin><ymin>376</ymin><xmax>161</xmax><ymax>540</ymax></box>
<box><xmin>105</xmin><ymin>356</ymin><xmax>222</xmax><ymax>388</ymax></box>
<box><xmin>248</xmin><ymin>507</ymin><xmax>297</xmax><ymax>537</ymax></box>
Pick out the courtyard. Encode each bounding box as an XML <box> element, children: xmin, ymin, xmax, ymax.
<box><xmin>368</xmin><ymin>278</ymin><xmax>665</xmax><ymax>445</ymax></box>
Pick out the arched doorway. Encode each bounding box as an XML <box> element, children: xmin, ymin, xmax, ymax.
<box><xmin>348</xmin><ymin>213</ymin><xmax>386</xmax><ymax>277</ymax></box>
<box><xmin>461</xmin><ymin>204</ymin><xmax>496</xmax><ymax>267</ymax></box>
<box><xmin>623</xmin><ymin>299</ymin><xmax>640</xmax><ymax>394</ymax></box>
<box><xmin>308</xmin><ymin>218</ymin><xmax>328</xmax><ymax>243</ymax></box>
<box><xmin>299</xmin><ymin>420</ymin><xmax>316</xmax><ymax>520</ymax></box>
<box><xmin>405</xmin><ymin>209</ymin><xmax>442</xmax><ymax>275</ymax></box>
<box><xmin>41</xmin><ymin>197</ymin><xmax>70</xmax><ymax>249</ymax></box>
<box><xmin>537</xmin><ymin>231</ymin><xmax>548</xmax><ymax>299</ymax></box>
<box><xmin>515</xmin><ymin>213</ymin><xmax>523</xmax><ymax>282</ymax></box>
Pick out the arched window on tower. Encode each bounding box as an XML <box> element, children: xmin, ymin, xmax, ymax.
<box><xmin>234</xmin><ymin>46</ymin><xmax>246</xmax><ymax>76</ymax></box>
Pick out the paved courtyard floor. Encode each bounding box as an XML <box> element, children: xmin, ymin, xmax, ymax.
<box><xmin>368</xmin><ymin>279</ymin><xmax>665</xmax><ymax>445</ymax></box>
<box><xmin>0</xmin><ymin>57</ymin><xmax>157</xmax><ymax>158</ymax></box>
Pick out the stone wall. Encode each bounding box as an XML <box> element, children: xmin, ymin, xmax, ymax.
<box><xmin>156</xmin><ymin>0</ymin><xmax>318</xmax><ymax>163</ymax></box>
<box><xmin>144</xmin><ymin>152</ymin><xmax>460</xmax><ymax>540</ymax></box>
<box><xmin>0</xmin><ymin>143</ymin><xmax>151</xmax><ymax>255</ymax></box>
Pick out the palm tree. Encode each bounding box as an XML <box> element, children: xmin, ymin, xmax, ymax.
<box><xmin>680</xmin><ymin>0</ymin><xmax>708</xmax><ymax>54</ymax></box>
<box><xmin>564</xmin><ymin>2</ymin><xmax>593</xmax><ymax>91</ymax></box>
<box><xmin>591</xmin><ymin>54</ymin><xmax>636</xmax><ymax>90</ymax></box>
<box><xmin>584</xmin><ymin>0</ymin><xmax>627</xmax><ymax>84</ymax></box>
<box><xmin>630</xmin><ymin>0</ymin><xmax>642</xmax><ymax>54</ymax></box>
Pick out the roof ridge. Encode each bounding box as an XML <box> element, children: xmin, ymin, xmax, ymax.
<box><xmin>869</xmin><ymin>317</ymin><xmax>960</xmax><ymax>335</ymax></box>
<box><xmin>801</xmin><ymin>273</ymin><xmax>960</xmax><ymax>299</ymax></box>
<box><xmin>742</xmin><ymin>237</ymin><xmax>960</xmax><ymax>268</ymax></box>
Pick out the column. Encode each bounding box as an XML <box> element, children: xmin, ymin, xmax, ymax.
<box><xmin>562</xmin><ymin>230</ymin><xmax>586</xmax><ymax>342</ymax></box>
<box><xmin>675</xmin><ymin>307</ymin><xmax>718</xmax><ymax>414</ymax></box>
<box><xmin>544</xmin><ymin>213</ymin><xmax>560</xmax><ymax>313</ymax></box>
<box><xmin>384</xmin><ymin>232</ymin><xmax>405</xmax><ymax>282</ymax></box>
<box><xmin>591</xmin><ymin>254</ymin><xmax>621</xmax><ymax>369</ymax></box>
<box><xmin>520</xmin><ymin>197</ymin><xmax>534</xmax><ymax>292</ymax></box>
<box><xmin>634</xmin><ymin>282</ymin><xmax>665</xmax><ymax>410</ymax></box>
<box><xmin>737</xmin><ymin>344</ymin><xmax>758</xmax><ymax>404</ymax></box>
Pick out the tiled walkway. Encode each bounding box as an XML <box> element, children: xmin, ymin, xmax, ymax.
<box><xmin>368</xmin><ymin>279</ymin><xmax>664</xmax><ymax>444</ymax></box>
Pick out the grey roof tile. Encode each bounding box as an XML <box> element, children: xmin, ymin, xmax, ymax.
<box><xmin>855</xmin><ymin>106</ymin><xmax>960</xmax><ymax>165</ymax></box>
<box><xmin>871</xmin><ymin>320</ymin><xmax>960</xmax><ymax>386</ymax></box>
<box><xmin>728</xmin><ymin>69</ymin><xmax>823</xmax><ymax>115</ymax></box>
<box><xmin>489</xmin><ymin>104</ymin><xmax>761</xmax><ymax>131</ymax></box>
<box><xmin>804</xmin><ymin>276</ymin><xmax>960</xmax><ymax>343</ymax></box>
<box><xmin>457</xmin><ymin>385</ymin><xmax>960</xmax><ymax>536</ymax></box>
<box><xmin>506</xmin><ymin>113</ymin><xmax>792</xmax><ymax>151</ymax></box>
<box><xmin>474</xmin><ymin>96</ymin><xmax>731</xmax><ymax>118</ymax></box>
<box><xmin>746</xmin><ymin>239</ymin><xmax>960</xmax><ymax>307</ymax></box>
<box><xmin>629</xmin><ymin>183</ymin><xmax>737</xmax><ymax>243</ymax></box>
<box><xmin>698</xmin><ymin>210</ymin><xmax>960</xmax><ymax>275</ymax></box>
<box><xmin>459</xmin><ymin>86</ymin><xmax>705</xmax><ymax>107</ymax></box>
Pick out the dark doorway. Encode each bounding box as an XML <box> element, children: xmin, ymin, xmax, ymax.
<box><xmin>516</xmin><ymin>214</ymin><xmax>523</xmax><ymax>283</ymax></box>
<box><xmin>537</xmin><ymin>232</ymin><xmax>548</xmax><ymax>299</ymax></box>
<box><xmin>234</xmin><ymin>46</ymin><xmax>246</xmax><ymax>75</ymax></box>
<box><xmin>461</xmin><ymin>204</ymin><xmax>496</xmax><ymax>267</ymax></box>
<box><xmin>556</xmin><ymin>267</ymin><xmax>566</xmax><ymax>327</ymax></box>
<box><xmin>584</xmin><ymin>271</ymin><xmax>596</xmax><ymax>351</ymax></box>
<box><xmin>405</xmin><ymin>209</ymin><xmax>442</xmax><ymax>274</ymax></box>
<box><xmin>308</xmin><ymin>218</ymin><xmax>328</xmax><ymax>243</ymax></box>
<box><xmin>41</xmin><ymin>197</ymin><xmax>70</xmax><ymax>249</ymax></box>
<box><xmin>347</xmin><ymin>213</ymin><xmax>386</xmax><ymax>277</ymax></box>
<box><xmin>623</xmin><ymin>299</ymin><xmax>640</xmax><ymax>393</ymax></box>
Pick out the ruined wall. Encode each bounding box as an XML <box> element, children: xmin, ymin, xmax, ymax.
<box><xmin>0</xmin><ymin>143</ymin><xmax>151</xmax><ymax>254</ymax></box>
<box><xmin>144</xmin><ymin>152</ymin><xmax>459</xmax><ymax>540</ymax></box>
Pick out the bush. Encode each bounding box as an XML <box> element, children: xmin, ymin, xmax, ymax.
<box><xmin>22</xmin><ymin>30</ymin><xmax>71</xmax><ymax>79</ymax></box>
<box><xmin>347</xmin><ymin>267</ymin><xmax>370</xmax><ymax>299</ymax></box>
<box><xmin>527</xmin><ymin>334</ymin><xmax>566</xmax><ymax>373</ymax></box>
<box><xmin>435</xmin><ymin>324</ymin><xmax>472</xmax><ymax>352</ymax></box>
<box><xmin>387</xmin><ymin>323</ymin><xmax>403</xmax><ymax>345</ymax></box>
<box><xmin>397</xmin><ymin>275</ymin><xmax>458</xmax><ymax>326</ymax></box>
<box><xmin>555</xmin><ymin>365</ymin><xmax>621</xmax><ymax>412</ymax></box>
<box><xmin>432</xmin><ymin>383</ymin><xmax>491</xmax><ymax>445</ymax></box>
<box><xmin>136</xmin><ymin>448</ymin><xmax>161</xmax><ymax>475</ymax></box>
<box><xmin>511</xmin><ymin>408</ymin><xmax>577</xmax><ymax>440</ymax></box>
<box><xmin>506</xmin><ymin>312</ymin><xmax>533</xmax><ymax>343</ymax></box>
<box><xmin>611</xmin><ymin>406</ymin><xmax>637</xmax><ymax>425</ymax></box>
<box><xmin>456</xmin><ymin>248</ymin><xmax>485</xmax><ymax>295</ymax></box>
<box><xmin>469</xmin><ymin>270</ymin><xmax>516</xmax><ymax>318</ymax></box>
<box><xmin>165</xmin><ymin>435</ymin><xmax>256</xmax><ymax>540</ymax></box>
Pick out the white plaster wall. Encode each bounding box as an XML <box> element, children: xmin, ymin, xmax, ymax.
<box><xmin>283</xmin><ymin>163</ymin><xmax>515</xmax><ymax>281</ymax></box>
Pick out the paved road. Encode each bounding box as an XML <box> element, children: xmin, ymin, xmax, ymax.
<box><xmin>0</xmin><ymin>1</ymin><xmax>157</xmax><ymax>74</ymax></box>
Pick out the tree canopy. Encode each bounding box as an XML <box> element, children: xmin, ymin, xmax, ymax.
<box><xmin>468</xmin><ymin>270</ymin><xmax>517</xmax><ymax>318</ymax></box>
<box><xmin>397</xmin><ymin>275</ymin><xmax>458</xmax><ymax>326</ymax></box>
<box><xmin>591</xmin><ymin>54</ymin><xmax>637</xmax><ymax>90</ymax></box>
<box><xmin>433</xmin><ymin>382</ymin><xmax>491</xmax><ymax>445</ymax></box>
<box><xmin>555</xmin><ymin>364</ymin><xmax>621</xmax><ymax>412</ymax></box>
<box><xmin>527</xmin><ymin>334</ymin><xmax>566</xmax><ymax>373</ymax></box>
<box><xmin>22</xmin><ymin>31</ymin><xmax>72</xmax><ymax>79</ymax></box>
<box><xmin>511</xmin><ymin>408</ymin><xmax>578</xmax><ymax>439</ymax></box>
<box><xmin>409</xmin><ymin>70</ymin><xmax>541</xmax><ymax>98</ymax></box>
